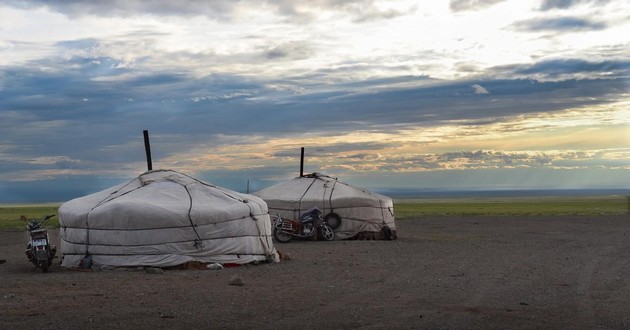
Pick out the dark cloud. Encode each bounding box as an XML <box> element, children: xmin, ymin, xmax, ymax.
<box><xmin>496</xmin><ymin>58</ymin><xmax>630</xmax><ymax>78</ymax></box>
<box><xmin>1</xmin><ymin>0</ymin><xmax>412</xmax><ymax>22</ymax></box>
<box><xmin>264</xmin><ymin>41</ymin><xmax>314</xmax><ymax>60</ymax></box>
<box><xmin>0</xmin><ymin>177</ymin><xmax>114</xmax><ymax>203</ymax></box>
<box><xmin>449</xmin><ymin>0</ymin><xmax>505</xmax><ymax>12</ymax></box>
<box><xmin>539</xmin><ymin>0</ymin><xmax>612</xmax><ymax>10</ymax></box>
<box><xmin>512</xmin><ymin>16</ymin><xmax>606</xmax><ymax>32</ymax></box>
<box><xmin>1</xmin><ymin>0</ymin><xmax>238</xmax><ymax>19</ymax></box>
<box><xmin>4</xmin><ymin>55</ymin><xmax>625</xmax><ymax>154</ymax></box>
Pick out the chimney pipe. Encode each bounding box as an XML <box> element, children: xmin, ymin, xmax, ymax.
<box><xmin>143</xmin><ymin>130</ymin><xmax>153</xmax><ymax>171</ymax></box>
<box><xmin>300</xmin><ymin>147</ymin><xmax>305</xmax><ymax>177</ymax></box>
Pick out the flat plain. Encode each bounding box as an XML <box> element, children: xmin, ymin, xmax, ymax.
<box><xmin>1</xmin><ymin>199</ymin><xmax>629</xmax><ymax>329</ymax></box>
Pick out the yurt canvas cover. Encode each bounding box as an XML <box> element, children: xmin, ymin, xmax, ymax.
<box><xmin>253</xmin><ymin>173</ymin><xmax>396</xmax><ymax>240</ymax></box>
<box><xmin>58</xmin><ymin>170</ymin><xmax>278</xmax><ymax>268</ymax></box>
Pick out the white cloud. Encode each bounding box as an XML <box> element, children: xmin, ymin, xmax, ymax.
<box><xmin>471</xmin><ymin>84</ymin><xmax>490</xmax><ymax>94</ymax></box>
<box><xmin>449</xmin><ymin>0</ymin><xmax>506</xmax><ymax>12</ymax></box>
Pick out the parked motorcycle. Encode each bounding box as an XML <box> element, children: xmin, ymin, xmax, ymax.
<box><xmin>272</xmin><ymin>207</ymin><xmax>335</xmax><ymax>243</ymax></box>
<box><xmin>23</xmin><ymin>214</ymin><xmax>57</xmax><ymax>272</ymax></box>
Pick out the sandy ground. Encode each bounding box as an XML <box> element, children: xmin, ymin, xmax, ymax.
<box><xmin>1</xmin><ymin>215</ymin><xmax>630</xmax><ymax>329</ymax></box>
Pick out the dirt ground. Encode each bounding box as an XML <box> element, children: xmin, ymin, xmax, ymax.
<box><xmin>1</xmin><ymin>215</ymin><xmax>629</xmax><ymax>329</ymax></box>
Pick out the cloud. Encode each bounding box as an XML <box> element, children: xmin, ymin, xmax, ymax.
<box><xmin>1</xmin><ymin>0</ymin><xmax>240</xmax><ymax>19</ymax></box>
<box><xmin>3</xmin><ymin>55</ymin><xmax>626</xmax><ymax>156</ymax></box>
<box><xmin>490</xmin><ymin>58</ymin><xmax>630</xmax><ymax>80</ymax></box>
<box><xmin>338</xmin><ymin>149</ymin><xmax>630</xmax><ymax>173</ymax></box>
<box><xmin>264</xmin><ymin>41</ymin><xmax>314</xmax><ymax>60</ymax></box>
<box><xmin>1</xmin><ymin>0</ymin><xmax>628</xmax><ymax>202</ymax></box>
<box><xmin>449</xmin><ymin>0</ymin><xmax>506</xmax><ymax>12</ymax></box>
<box><xmin>512</xmin><ymin>16</ymin><xmax>607</xmax><ymax>32</ymax></box>
<box><xmin>516</xmin><ymin>59</ymin><xmax>629</xmax><ymax>79</ymax></box>
<box><xmin>471</xmin><ymin>84</ymin><xmax>489</xmax><ymax>94</ymax></box>
<box><xmin>539</xmin><ymin>0</ymin><xmax>612</xmax><ymax>10</ymax></box>
<box><xmin>350</xmin><ymin>4</ymin><xmax>416</xmax><ymax>23</ymax></box>
<box><xmin>266</xmin><ymin>0</ymin><xmax>416</xmax><ymax>23</ymax></box>
<box><xmin>1</xmin><ymin>0</ymin><xmax>414</xmax><ymax>23</ymax></box>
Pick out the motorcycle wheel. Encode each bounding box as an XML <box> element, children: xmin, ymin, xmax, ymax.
<box><xmin>38</xmin><ymin>260</ymin><xmax>49</xmax><ymax>273</ymax></box>
<box><xmin>319</xmin><ymin>225</ymin><xmax>335</xmax><ymax>241</ymax></box>
<box><xmin>273</xmin><ymin>227</ymin><xmax>293</xmax><ymax>243</ymax></box>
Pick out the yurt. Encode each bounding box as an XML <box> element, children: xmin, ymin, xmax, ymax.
<box><xmin>58</xmin><ymin>169</ymin><xmax>278</xmax><ymax>268</ymax></box>
<box><xmin>253</xmin><ymin>173</ymin><xmax>396</xmax><ymax>240</ymax></box>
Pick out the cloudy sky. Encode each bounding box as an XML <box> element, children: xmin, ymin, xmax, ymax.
<box><xmin>1</xmin><ymin>0</ymin><xmax>628</xmax><ymax>202</ymax></box>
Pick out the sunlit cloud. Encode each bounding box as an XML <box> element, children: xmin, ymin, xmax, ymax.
<box><xmin>136</xmin><ymin>98</ymin><xmax>629</xmax><ymax>181</ymax></box>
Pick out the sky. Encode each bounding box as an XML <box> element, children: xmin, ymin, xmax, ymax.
<box><xmin>0</xmin><ymin>0</ymin><xmax>629</xmax><ymax>203</ymax></box>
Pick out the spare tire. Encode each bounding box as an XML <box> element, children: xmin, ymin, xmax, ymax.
<box><xmin>324</xmin><ymin>213</ymin><xmax>342</xmax><ymax>230</ymax></box>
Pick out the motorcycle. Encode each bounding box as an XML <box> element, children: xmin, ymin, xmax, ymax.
<box><xmin>272</xmin><ymin>207</ymin><xmax>335</xmax><ymax>243</ymax></box>
<box><xmin>23</xmin><ymin>214</ymin><xmax>57</xmax><ymax>273</ymax></box>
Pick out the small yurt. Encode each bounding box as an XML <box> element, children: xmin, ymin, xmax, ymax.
<box><xmin>253</xmin><ymin>173</ymin><xmax>396</xmax><ymax>240</ymax></box>
<box><xmin>58</xmin><ymin>169</ymin><xmax>278</xmax><ymax>268</ymax></box>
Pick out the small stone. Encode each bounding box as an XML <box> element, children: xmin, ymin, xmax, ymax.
<box><xmin>229</xmin><ymin>275</ymin><xmax>244</xmax><ymax>286</ymax></box>
<box><xmin>144</xmin><ymin>267</ymin><xmax>164</xmax><ymax>274</ymax></box>
<box><xmin>207</xmin><ymin>263</ymin><xmax>224</xmax><ymax>270</ymax></box>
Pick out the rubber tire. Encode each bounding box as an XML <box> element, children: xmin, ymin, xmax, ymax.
<box><xmin>319</xmin><ymin>225</ymin><xmax>335</xmax><ymax>241</ymax></box>
<box><xmin>38</xmin><ymin>260</ymin><xmax>49</xmax><ymax>273</ymax></box>
<box><xmin>273</xmin><ymin>227</ymin><xmax>293</xmax><ymax>243</ymax></box>
<box><xmin>324</xmin><ymin>213</ymin><xmax>342</xmax><ymax>230</ymax></box>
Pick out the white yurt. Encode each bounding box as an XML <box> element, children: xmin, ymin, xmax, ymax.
<box><xmin>253</xmin><ymin>173</ymin><xmax>396</xmax><ymax>240</ymax></box>
<box><xmin>58</xmin><ymin>169</ymin><xmax>278</xmax><ymax>268</ymax></box>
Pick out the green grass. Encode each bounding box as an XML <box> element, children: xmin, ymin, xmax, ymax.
<box><xmin>0</xmin><ymin>204</ymin><xmax>60</xmax><ymax>231</ymax></box>
<box><xmin>1</xmin><ymin>197</ymin><xmax>628</xmax><ymax>230</ymax></box>
<box><xmin>394</xmin><ymin>196</ymin><xmax>630</xmax><ymax>219</ymax></box>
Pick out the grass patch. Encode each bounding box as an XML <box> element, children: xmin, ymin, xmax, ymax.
<box><xmin>1</xmin><ymin>196</ymin><xmax>628</xmax><ymax>230</ymax></box>
<box><xmin>394</xmin><ymin>196</ymin><xmax>629</xmax><ymax>218</ymax></box>
<box><xmin>0</xmin><ymin>204</ymin><xmax>60</xmax><ymax>231</ymax></box>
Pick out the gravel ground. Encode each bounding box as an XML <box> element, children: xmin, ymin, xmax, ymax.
<box><xmin>1</xmin><ymin>215</ymin><xmax>629</xmax><ymax>329</ymax></box>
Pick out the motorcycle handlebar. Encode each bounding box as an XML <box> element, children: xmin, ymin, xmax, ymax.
<box><xmin>41</xmin><ymin>214</ymin><xmax>55</xmax><ymax>224</ymax></box>
<box><xmin>29</xmin><ymin>214</ymin><xmax>56</xmax><ymax>226</ymax></box>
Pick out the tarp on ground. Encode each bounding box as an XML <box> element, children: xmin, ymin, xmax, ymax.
<box><xmin>253</xmin><ymin>173</ymin><xmax>396</xmax><ymax>240</ymax></box>
<box><xmin>58</xmin><ymin>169</ymin><xmax>278</xmax><ymax>268</ymax></box>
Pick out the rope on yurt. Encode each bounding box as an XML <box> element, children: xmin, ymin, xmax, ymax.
<box><xmin>177</xmin><ymin>170</ymin><xmax>273</xmax><ymax>255</ymax></box>
<box><xmin>326</xmin><ymin>179</ymin><xmax>338</xmax><ymax>215</ymax></box>
<box><xmin>182</xmin><ymin>184</ymin><xmax>204</xmax><ymax>250</ymax></box>
<box><xmin>379</xmin><ymin>198</ymin><xmax>386</xmax><ymax>224</ymax></box>
<box><xmin>179</xmin><ymin>171</ymin><xmax>247</xmax><ymax>203</ymax></box>
<box><xmin>297</xmin><ymin>175</ymin><xmax>318</xmax><ymax>218</ymax></box>
<box><xmin>82</xmin><ymin>175</ymin><xmax>142</xmax><ymax>265</ymax></box>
